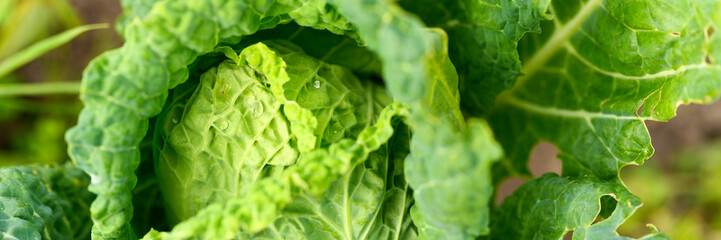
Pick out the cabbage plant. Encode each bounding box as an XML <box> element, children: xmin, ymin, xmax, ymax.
<box><xmin>2</xmin><ymin>0</ymin><xmax>721</xmax><ymax>239</ymax></box>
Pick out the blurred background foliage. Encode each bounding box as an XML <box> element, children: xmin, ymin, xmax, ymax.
<box><xmin>0</xmin><ymin>0</ymin><xmax>720</xmax><ymax>239</ymax></box>
<box><xmin>0</xmin><ymin>0</ymin><xmax>80</xmax><ymax>59</ymax></box>
<box><xmin>0</xmin><ymin>0</ymin><xmax>121</xmax><ymax>166</ymax></box>
<box><xmin>619</xmin><ymin>139</ymin><xmax>721</xmax><ymax>239</ymax></box>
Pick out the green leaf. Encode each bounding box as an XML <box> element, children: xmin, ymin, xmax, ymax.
<box><xmin>489</xmin><ymin>0</ymin><xmax>721</xmax><ymax>180</ymax></box>
<box><xmin>0</xmin><ymin>164</ymin><xmax>94</xmax><ymax>240</ymax></box>
<box><xmin>406</xmin><ymin>120</ymin><xmax>502</xmax><ymax>239</ymax></box>
<box><xmin>238</xmin><ymin>22</ymin><xmax>382</xmax><ymax>75</ymax></box>
<box><xmin>399</xmin><ymin>0</ymin><xmax>552</xmax><ymax>115</ymax></box>
<box><xmin>65</xmin><ymin>1</ymin><xmax>358</xmax><ymax>238</ymax></box>
<box><xmin>116</xmin><ymin>0</ymin><xmax>161</xmax><ymax>34</ymax></box>
<box><xmin>330</xmin><ymin>1</ymin><xmax>505</xmax><ymax>238</ymax></box>
<box><xmin>143</xmin><ymin>100</ymin><xmax>408</xmax><ymax>240</ymax></box>
<box><xmin>154</xmin><ymin>40</ymin><xmax>383</xmax><ymax>223</ymax></box>
<box><xmin>243</xmin><ymin>124</ymin><xmax>415</xmax><ymax>240</ymax></box>
<box><xmin>490</xmin><ymin>174</ymin><xmax>669</xmax><ymax>240</ymax></box>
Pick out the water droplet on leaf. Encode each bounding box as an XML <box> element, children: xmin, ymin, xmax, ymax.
<box><xmin>219</xmin><ymin>121</ymin><xmax>229</xmax><ymax>130</ymax></box>
<box><xmin>172</xmin><ymin>118</ymin><xmax>178</xmax><ymax>124</ymax></box>
<box><xmin>249</xmin><ymin>100</ymin><xmax>263</xmax><ymax>118</ymax></box>
<box><xmin>313</xmin><ymin>80</ymin><xmax>321</xmax><ymax>88</ymax></box>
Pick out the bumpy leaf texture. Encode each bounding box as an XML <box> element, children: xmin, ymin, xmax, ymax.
<box><xmin>0</xmin><ymin>164</ymin><xmax>94</xmax><ymax>240</ymax></box>
<box><xmin>153</xmin><ymin>40</ymin><xmax>384</xmax><ymax>223</ymax></box>
<box><xmin>48</xmin><ymin>0</ymin><xmax>721</xmax><ymax>239</ymax></box>
<box><xmin>64</xmin><ymin>0</ymin><xmax>504</xmax><ymax>239</ymax></box>
<box><xmin>490</xmin><ymin>174</ymin><xmax>668</xmax><ymax>240</ymax></box>
<box><xmin>65</xmin><ymin>0</ymin><xmax>366</xmax><ymax>238</ymax></box>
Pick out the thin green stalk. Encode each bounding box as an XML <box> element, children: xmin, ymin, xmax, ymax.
<box><xmin>0</xmin><ymin>23</ymin><xmax>108</xmax><ymax>78</ymax></box>
<box><xmin>0</xmin><ymin>82</ymin><xmax>80</xmax><ymax>96</ymax></box>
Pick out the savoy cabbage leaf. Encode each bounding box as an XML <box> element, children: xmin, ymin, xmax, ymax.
<box><xmin>490</xmin><ymin>174</ymin><xmax>669</xmax><ymax>240</ymax></box>
<box><xmin>1</xmin><ymin>0</ymin><xmax>719</xmax><ymax>239</ymax></box>
<box><xmin>0</xmin><ymin>164</ymin><xmax>93</xmax><ymax>240</ymax></box>
<box><xmin>153</xmin><ymin>40</ymin><xmax>385</xmax><ymax>223</ymax></box>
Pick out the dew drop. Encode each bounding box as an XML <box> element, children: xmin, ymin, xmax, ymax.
<box><xmin>313</xmin><ymin>80</ymin><xmax>321</xmax><ymax>88</ymax></box>
<box><xmin>219</xmin><ymin>121</ymin><xmax>229</xmax><ymax>130</ymax></box>
<box><xmin>172</xmin><ymin>118</ymin><xmax>178</xmax><ymax>124</ymax></box>
<box><xmin>249</xmin><ymin>100</ymin><xmax>263</xmax><ymax>118</ymax></box>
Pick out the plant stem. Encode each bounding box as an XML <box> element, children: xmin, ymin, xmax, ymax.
<box><xmin>0</xmin><ymin>23</ymin><xmax>108</xmax><ymax>78</ymax></box>
<box><xmin>517</xmin><ymin>0</ymin><xmax>601</xmax><ymax>85</ymax></box>
<box><xmin>0</xmin><ymin>82</ymin><xmax>80</xmax><ymax>96</ymax></box>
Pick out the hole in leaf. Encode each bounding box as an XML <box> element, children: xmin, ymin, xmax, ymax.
<box><xmin>637</xmin><ymin>102</ymin><xmax>645</xmax><ymax>116</ymax></box>
<box><xmin>528</xmin><ymin>142</ymin><xmax>562</xmax><ymax>177</ymax></box>
<box><xmin>593</xmin><ymin>194</ymin><xmax>618</xmax><ymax>224</ymax></box>
<box><xmin>495</xmin><ymin>178</ymin><xmax>526</xmax><ymax>206</ymax></box>
<box><xmin>706</xmin><ymin>55</ymin><xmax>713</xmax><ymax>65</ymax></box>
<box><xmin>563</xmin><ymin>230</ymin><xmax>573</xmax><ymax>240</ymax></box>
<box><xmin>670</xmin><ymin>32</ymin><xmax>680</xmax><ymax>36</ymax></box>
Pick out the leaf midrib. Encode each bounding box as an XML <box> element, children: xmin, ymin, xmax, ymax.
<box><xmin>516</xmin><ymin>0</ymin><xmax>602</xmax><ymax>86</ymax></box>
<box><xmin>501</xmin><ymin>94</ymin><xmax>647</xmax><ymax>121</ymax></box>
<box><xmin>564</xmin><ymin>43</ymin><xmax>714</xmax><ymax>80</ymax></box>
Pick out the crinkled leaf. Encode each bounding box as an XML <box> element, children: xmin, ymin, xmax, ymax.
<box><xmin>154</xmin><ymin>40</ymin><xmax>382</xmax><ymax>223</ymax></box>
<box><xmin>243</xmin><ymin>124</ymin><xmax>415</xmax><ymax>240</ymax></box>
<box><xmin>490</xmin><ymin>174</ymin><xmax>669</xmax><ymax>240</ymax></box>
<box><xmin>65</xmin><ymin>0</ymin><xmax>358</xmax><ymax>238</ymax></box>
<box><xmin>0</xmin><ymin>164</ymin><xmax>94</xmax><ymax>240</ymax></box>
<box><xmin>143</xmin><ymin>100</ymin><xmax>409</xmax><ymax>239</ymax></box>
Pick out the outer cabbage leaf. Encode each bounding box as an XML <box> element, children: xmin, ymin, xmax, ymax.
<box><xmin>406</xmin><ymin>120</ymin><xmax>502</xmax><ymax>239</ymax></box>
<box><xmin>490</xmin><ymin>174</ymin><xmax>668</xmax><ymax>240</ymax></box>
<box><xmin>399</xmin><ymin>0</ymin><xmax>552</xmax><ymax>115</ymax></box>
<box><xmin>65</xmin><ymin>0</ymin><xmax>359</xmax><ymax>238</ymax></box>
<box><xmin>116</xmin><ymin>0</ymin><xmax>159</xmax><ymax>34</ymax></box>
<box><xmin>489</xmin><ymin>0</ymin><xmax>721</xmax><ymax>180</ymax></box>
<box><xmin>330</xmin><ymin>1</ymin><xmax>504</xmax><ymax>239</ymax></box>
<box><xmin>0</xmin><ymin>164</ymin><xmax>94</xmax><ymax>240</ymax></box>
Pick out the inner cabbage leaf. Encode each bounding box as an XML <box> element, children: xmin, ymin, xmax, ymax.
<box><xmin>147</xmin><ymin>40</ymin><xmax>414</xmax><ymax>239</ymax></box>
<box><xmin>154</xmin><ymin>40</ymin><xmax>387</xmax><ymax>223</ymax></box>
